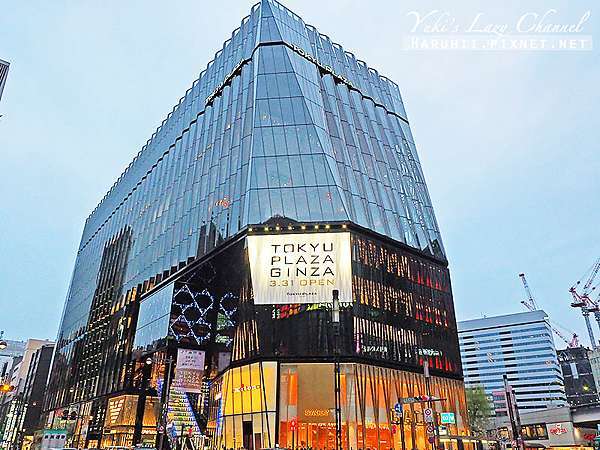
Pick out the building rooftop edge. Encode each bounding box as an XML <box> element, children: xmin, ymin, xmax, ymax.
<box><xmin>458</xmin><ymin>309</ymin><xmax>548</xmax><ymax>332</ymax></box>
<box><xmin>82</xmin><ymin>0</ymin><xmax>404</xmax><ymax>230</ymax></box>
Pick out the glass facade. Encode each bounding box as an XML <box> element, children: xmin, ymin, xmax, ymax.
<box><xmin>124</xmin><ymin>229</ymin><xmax>460</xmax><ymax>376</ymax></box>
<box><xmin>133</xmin><ymin>283</ymin><xmax>174</xmax><ymax>354</ymax></box>
<box><xmin>44</xmin><ymin>0</ymin><xmax>466</xmax><ymax>448</ymax></box>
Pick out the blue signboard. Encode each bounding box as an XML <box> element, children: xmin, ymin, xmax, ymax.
<box><xmin>440</xmin><ymin>412</ymin><xmax>455</xmax><ymax>424</ymax></box>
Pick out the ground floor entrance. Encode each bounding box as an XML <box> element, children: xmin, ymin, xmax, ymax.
<box><xmin>207</xmin><ymin>361</ymin><xmax>480</xmax><ymax>450</ymax></box>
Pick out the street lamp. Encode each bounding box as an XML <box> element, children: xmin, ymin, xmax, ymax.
<box><xmin>134</xmin><ymin>356</ymin><xmax>155</xmax><ymax>446</ymax></box>
<box><xmin>157</xmin><ymin>355</ymin><xmax>175</xmax><ymax>450</ymax></box>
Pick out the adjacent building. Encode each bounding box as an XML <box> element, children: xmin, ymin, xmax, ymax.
<box><xmin>557</xmin><ymin>346</ymin><xmax>599</xmax><ymax>407</ymax></box>
<box><xmin>505</xmin><ymin>406</ymin><xmax>597</xmax><ymax>448</ymax></box>
<box><xmin>0</xmin><ymin>339</ymin><xmax>54</xmax><ymax>450</ymax></box>
<box><xmin>0</xmin><ymin>340</ymin><xmax>26</xmax><ymax>382</ymax></box>
<box><xmin>589</xmin><ymin>348</ymin><xmax>600</xmax><ymax>394</ymax></box>
<box><xmin>20</xmin><ymin>343</ymin><xmax>55</xmax><ymax>450</ymax></box>
<box><xmin>0</xmin><ymin>339</ymin><xmax>26</xmax><ymax>450</ymax></box>
<box><xmin>0</xmin><ymin>59</ymin><xmax>8</xmax><ymax>103</ymax></box>
<box><xmin>44</xmin><ymin>1</ymin><xmax>474</xmax><ymax>449</ymax></box>
<box><xmin>458</xmin><ymin>311</ymin><xmax>567</xmax><ymax>417</ymax></box>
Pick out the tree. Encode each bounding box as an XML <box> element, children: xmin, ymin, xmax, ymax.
<box><xmin>465</xmin><ymin>385</ymin><xmax>493</xmax><ymax>436</ymax></box>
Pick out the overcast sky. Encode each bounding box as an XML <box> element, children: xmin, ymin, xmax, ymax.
<box><xmin>0</xmin><ymin>0</ymin><xmax>598</xmax><ymax>347</ymax></box>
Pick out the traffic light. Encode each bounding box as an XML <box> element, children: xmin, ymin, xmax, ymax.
<box><xmin>0</xmin><ymin>384</ymin><xmax>14</xmax><ymax>393</ymax></box>
<box><xmin>61</xmin><ymin>409</ymin><xmax>69</xmax><ymax>420</ymax></box>
<box><xmin>70</xmin><ymin>411</ymin><xmax>77</xmax><ymax>420</ymax></box>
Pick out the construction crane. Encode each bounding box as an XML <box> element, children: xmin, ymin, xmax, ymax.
<box><xmin>570</xmin><ymin>258</ymin><xmax>600</xmax><ymax>349</ymax></box>
<box><xmin>519</xmin><ymin>273</ymin><xmax>538</xmax><ymax>310</ymax></box>
<box><xmin>519</xmin><ymin>273</ymin><xmax>579</xmax><ymax>348</ymax></box>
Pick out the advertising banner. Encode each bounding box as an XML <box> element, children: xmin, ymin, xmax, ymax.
<box><xmin>173</xmin><ymin>349</ymin><xmax>205</xmax><ymax>393</ymax></box>
<box><xmin>297</xmin><ymin>364</ymin><xmax>334</xmax><ymax>423</ymax></box>
<box><xmin>247</xmin><ymin>232</ymin><xmax>352</xmax><ymax>305</ymax></box>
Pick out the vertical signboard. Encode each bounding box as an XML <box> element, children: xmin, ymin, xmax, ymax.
<box><xmin>173</xmin><ymin>349</ymin><xmax>205</xmax><ymax>393</ymax></box>
<box><xmin>247</xmin><ymin>232</ymin><xmax>352</xmax><ymax>305</ymax></box>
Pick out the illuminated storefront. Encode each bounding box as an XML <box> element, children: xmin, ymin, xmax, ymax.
<box><xmin>209</xmin><ymin>362</ymin><xmax>471</xmax><ymax>450</ymax></box>
<box><xmin>497</xmin><ymin>407</ymin><xmax>598</xmax><ymax>449</ymax></box>
<box><xmin>102</xmin><ymin>395</ymin><xmax>158</xmax><ymax>447</ymax></box>
<box><xmin>209</xmin><ymin>362</ymin><xmax>277</xmax><ymax>450</ymax></box>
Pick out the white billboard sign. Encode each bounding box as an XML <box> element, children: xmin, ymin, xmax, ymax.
<box><xmin>173</xmin><ymin>349</ymin><xmax>205</xmax><ymax>393</ymax></box>
<box><xmin>247</xmin><ymin>232</ymin><xmax>352</xmax><ymax>305</ymax></box>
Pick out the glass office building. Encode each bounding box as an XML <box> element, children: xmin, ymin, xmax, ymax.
<box><xmin>458</xmin><ymin>311</ymin><xmax>567</xmax><ymax>415</ymax></box>
<box><xmin>44</xmin><ymin>1</ymin><xmax>472</xmax><ymax>449</ymax></box>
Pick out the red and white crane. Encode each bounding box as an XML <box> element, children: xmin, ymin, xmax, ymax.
<box><xmin>519</xmin><ymin>273</ymin><xmax>579</xmax><ymax>348</ymax></box>
<box><xmin>569</xmin><ymin>258</ymin><xmax>600</xmax><ymax>349</ymax></box>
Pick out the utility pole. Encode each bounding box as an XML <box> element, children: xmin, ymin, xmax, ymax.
<box><xmin>503</xmin><ymin>375</ymin><xmax>524</xmax><ymax>450</ymax></box>
<box><xmin>391</xmin><ymin>402</ymin><xmax>406</xmax><ymax>450</ymax></box>
<box><xmin>133</xmin><ymin>357</ymin><xmax>153</xmax><ymax>446</ymax></box>
<box><xmin>423</xmin><ymin>360</ymin><xmax>439</xmax><ymax>450</ymax></box>
<box><xmin>157</xmin><ymin>354</ymin><xmax>175</xmax><ymax>450</ymax></box>
<box><xmin>332</xmin><ymin>289</ymin><xmax>342</xmax><ymax>450</ymax></box>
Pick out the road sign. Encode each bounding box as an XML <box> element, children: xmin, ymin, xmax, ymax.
<box><xmin>394</xmin><ymin>402</ymin><xmax>402</xmax><ymax>414</ymax></box>
<box><xmin>397</xmin><ymin>396</ymin><xmax>444</xmax><ymax>404</ymax></box>
<box><xmin>424</xmin><ymin>407</ymin><xmax>434</xmax><ymax>423</ymax></box>
<box><xmin>440</xmin><ymin>412</ymin><xmax>455</xmax><ymax>424</ymax></box>
<box><xmin>426</xmin><ymin>424</ymin><xmax>435</xmax><ymax>434</ymax></box>
<box><xmin>428</xmin><ymin>436</ymin><xmax>435</xmax><ymax>444</ymax></box>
